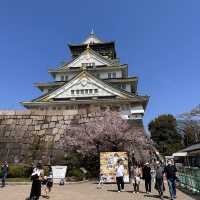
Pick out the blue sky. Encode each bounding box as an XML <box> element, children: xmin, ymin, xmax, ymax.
<box><xmin>0</xmin><ymin>0</ymin><xmax>199</xmax><ymax>127</ymax></box>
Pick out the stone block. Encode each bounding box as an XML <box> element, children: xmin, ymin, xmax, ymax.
<box><xmin>64</xmin><ymin>120</ymin><xmax>70</xmax><ymax>125</ymax></box>
<box><xmin>31</xmin><ymin>115</ymin><xmax>44</xmax><ymax>120</ymax></box>
<box><xmin>52</xmin><ymin>128</ymin><xmax>59</xmax><ymax>135</ymax></box>
<box><xmin>0</xmin><ymin>110</ymin><xmax>15</xmax><ymax>115</ymax></box>
<box><xmin>28</xmin><ymin>125</ymin><xmax>35</xmax><ymax>131</ymax></box>
<box><xmin>5</xmin><ymin>119</ymin><xmax>14</xmax><ymax>124</ymax></box>
<box><xmin>57</xmin><ymin>116</ymin><xmax>64</xmax><ymax>121</ymax></box>
<box><xmin>51</xmin><ymin>116</ymin><xmax>58</xmax><ymax>122</ymax></box>
<box><xmin>64</xmin><ymin>116</ymin><xmax>69</xmax><ymax>120</ymax></box>
<box><xmin>42</xmin><ymin>124</ymin><xmax>49</xmax><ymax>129</ymax></box>
<box><xmin>25</xmin><ymin>119</ymin><xmax>32</xmax><ymax>125</ymax></box>
<box><xmin>35</xmin><ymin>125</ymin><xmax>41</xmax><ymax>131</ymax></box>
<box><xmin>15</xmin><ymin>110</ymin><xmax>31</xmax><ymax>115</ymax></box>
<box><xmin>5</xmin><ymin>131</ymin><xmax>11</xmax><ymax>137</ymax></box>
<box><xmin>38</xmin><ymin>130</ymin><xmax>45</xmax><ymax>136</ymax></box>
<box><xmin>54</xmin><ymin>134</ymin><xmax>60</xmax><ymax>142</ymax></box>
<box><xmin>56</xmin><ymin>123</ymin><xmax>62</xmax><ymax>128</ymax></box>
<box><xmin>59</xmin><ymin>120</ymin><xmax>64</xmax><ymax>125</ymax></box>
<box><xmin>49</xmin><ymin>122</ymin><xmax>56</xmax><ymax>128</ymax></box>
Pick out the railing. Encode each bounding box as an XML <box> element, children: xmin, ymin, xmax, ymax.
<box><xmin>177</xmin><ymin>166</ymin><xmax>200</xmax><ymax>194</ymax></box>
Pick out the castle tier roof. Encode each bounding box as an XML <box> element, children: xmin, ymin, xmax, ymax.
<box><xmin>68</xmin><ymin>32</ymin><xmax>117</xmax><ymax>60</ymax></box>
<box><xmin>22</xmin><ymin>70</ymin><xmax>148</xmax><ymax>109</ymax></box>
<box><xmin>35</xmin><ymin>77</ymin><xmax>138</xmax><ymax>92</ymax></box>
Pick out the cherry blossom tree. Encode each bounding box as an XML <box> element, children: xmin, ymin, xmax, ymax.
<box><xmin>63</xmin><ymin>111</ymin><xmax>148</xmax><ymax>155</ymax></box>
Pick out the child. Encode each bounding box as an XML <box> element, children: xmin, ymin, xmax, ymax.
<box><xmin>42</xmin><ymin>177</ymin><xmax>53</xmax><ymax>198</ymax></box>
<box><xmin>41</xmin><ymin>170</ymin><xmax>53</xmax><ymax>199</ymax></box>
<box><xmin>131</xmin><ymin>165</ymin><xmax>142</xmax><ymax>193</ymax></box>
<box><xmin>97</xmin><ymin>173</ymin><xmax>107</xmax><ymax>189</ymax></box>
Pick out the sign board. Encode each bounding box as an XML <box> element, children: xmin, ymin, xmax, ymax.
<box><xmin>100</xmin><ymin>152</ymin><xmax>129</xmax><ymax>183</ymax></box>
<box><xmin>52</xmin><ymin>166</ymin><xmax>67</xmax><ymax>183</ymax></box>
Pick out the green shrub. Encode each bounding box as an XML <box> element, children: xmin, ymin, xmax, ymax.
<box><xmin>8</xmin><ymin>165</ymin><xmax>32</xmax><ymax>178</ymax></box>
<box><xmin>67</xmin><ymin>168</ymin><xmax>84</xmax><ymax>178</ymax></box>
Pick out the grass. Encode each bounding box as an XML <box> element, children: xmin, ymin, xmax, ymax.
<box><xmin>7</xmin><ymin>178</ymin><xmax>31</xmax><ymax>182</ymax></box>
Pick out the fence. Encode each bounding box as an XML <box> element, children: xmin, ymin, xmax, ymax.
<box><xmin>177</xmin><ymin>166</ymin><xmax>200</xmax><ymax>194</ymax></box>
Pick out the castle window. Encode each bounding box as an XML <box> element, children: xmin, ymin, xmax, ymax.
<box><xmin>76</xmin><ymin>90</ymin><xmax>80</xmax><ymax>94</ymax></box>
<box><xmin>112</xmin><ymin>72</ymin><xmax>116</xmax><ymax>78</ymax></box>
<box><xmin>82</xmin><ymin>63</ymin><xmax>95</xmax><ymax>68</ymax></box>
<box><xmin>108</xmin><ymin>73</ymin><xmax>112</xmax><ymax>79</ymax></box>
<box><xmin>81</xmin><ymin>89</ymin><xmax>84</xmax><ymax>94</ymax></box>
<box><xmin>71</xmin><ymin>90</ymin><xmax>74</xmax><ymax>95</ymax></box>
<box><xmin>85</xmin><ymin>89</ymin><xmax>88</xmax><ymax>94</ymax></box>
<box><xmin>121</xmin><ymin>84</ymin><xmax>126</xmax><ymax>90</ymax></box>
<box><xmin>65</xmin><ymin>75</ymin><xmax>68</xmax><ymax>81</ymax></box>
<box><xmin>89</xmin><ymin>89</ymin><xmax>93</xmax><ymax>94</ymax></box>
<box><xmin>94</xmin><ymin>89</ymin><xmax>98</xmax><ymax>93</ymax></box>
<box><xmin>61</xmin><ymin>75</ymin><xmax>64</xmax><ymax>81</ymax></box>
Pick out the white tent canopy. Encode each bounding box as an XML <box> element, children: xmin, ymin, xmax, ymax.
<box><xmin>172</xmin><ymin>152</ymin><xmax>187</xmax><ymax>157</ymax></box>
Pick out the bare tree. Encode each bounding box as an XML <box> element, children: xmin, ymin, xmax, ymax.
<box><xmin>177</xmin><ymin>104</ymin><xmax>200</xmax><ymax>146</ymax></box>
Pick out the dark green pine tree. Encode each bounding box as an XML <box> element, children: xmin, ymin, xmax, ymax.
<box><xmin>148</xmin><ymin>114</ymin><xmax>183</xmax><ymax>156</ymax></box>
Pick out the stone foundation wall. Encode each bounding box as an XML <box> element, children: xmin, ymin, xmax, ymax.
<box><xmin>0</xmin><ymin>110</ymin><xmax>149</xmax><ymax>164</ymax></box>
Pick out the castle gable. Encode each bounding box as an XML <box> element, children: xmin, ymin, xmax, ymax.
<box><xmin>40</xmin><ymin>71</ymin><xmax>128</xmax><ymax>101</ymax></box>
<box><xmin>66</xmin><ymin>49</ymin><xmax>113</xmax><ymax>69</ymax></box>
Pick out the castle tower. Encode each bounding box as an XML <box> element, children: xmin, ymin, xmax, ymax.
<box><xmin>22</xmin><ymin>32</ymin><xmax>149</xmax><ymax>120</ymax></box>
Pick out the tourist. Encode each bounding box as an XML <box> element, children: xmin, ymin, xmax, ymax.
<box><xmin>164</xmin><ymin>159</ymin><xmax>177</xmax><ymax>200</ymax></box>
<box><xmin>143</xmin><ymin>162</ymin><xmax>152</xmax><ymax>193</ymax></box>
<box><xmin>1</xmin><ymin>161</ymin><xmax>8</xmax><ymax>187</ymax></box>
<box><xmin>29</xmin><ymin>163</ymin><xmax>44</xmax><ymax>200</ymax></box>
<box><xmin>131</xmin><ymin>165</ymin><xmax>142</xmax><ymax>193</ymax></box>
<box><xmin>41</xmin><ymin>166</ymin><xmax>53</xmax><ymax>198</ymax></box>
<box><xmin>115</xmin><ymin>159</ymin><xmax>125</xmax><ymax>192</ymax></box>
<box><xmin>45</xmin><ymin>166</ymin><xmax>53</xmax><ymax>196</ymax></box>
<box><xmin>97</xmin><ymin>173</ymin><xmax>107</xmax><ymax>189</ymax></box>
<box><xmin>155</xmin><ymin>161</ymin><xmax>164</xmax><ymax>200</ymax></box>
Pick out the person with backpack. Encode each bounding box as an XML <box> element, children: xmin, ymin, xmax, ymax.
<box><xmin>155</xmin><ymin>161</ymin><xmax>165</xmax><ymax>200</ymax></box>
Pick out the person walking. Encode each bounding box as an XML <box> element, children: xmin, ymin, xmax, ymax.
<box><xmin>29</xmin><ymin>163</ymin><xmax>44</xmax><ymax>200</ymax></box>
<box><xmin>1</xmin><ymin>161</ymin><xmax>8</xmax><ymax>187</ymax></box>
<box><xmin>143</xmin><ymin>162</ymin><xmax>152</xmax><ymax>193</ymax></box>
<box><xmin>131</xmin><ymin>165</ymin><xmax>142</xmax><ymax>193</ymax></box>
<box><xmin>155</xmin><ymin>161</ymin><xmax>164</xmax><ymax>200</ymax></box>
<box><xmin>115</xmin><ymin>159</ymin><xmax>125</xmax><ymax>192</ymax></box>
<box><xmin>164</xmin><ymin>159</ymin><xmax>177</xmax><ymax>200</ymax></box>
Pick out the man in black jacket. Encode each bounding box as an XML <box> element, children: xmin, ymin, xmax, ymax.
<box><xmin>143</xmin><ymin>162</ymin><xmax>152</xmax><ymax>193</ymax></box>
<box><xmin>164</xmin><ymin>160</ymin><xmax>177</xmax><ymax>200</ymax></box>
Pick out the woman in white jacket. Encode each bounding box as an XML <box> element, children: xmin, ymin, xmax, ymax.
<box><xmin>115</xmin><ymin>159</ymin><xmax>125</xmax><ymax>192</ymax></box>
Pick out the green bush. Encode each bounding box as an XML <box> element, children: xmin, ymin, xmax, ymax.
<box><xmin>7</xmin><ymin>165</ymin><xmax>32</xmax><ymax>178</ymax></box>
<box><xmin>67</xmin><ymin>168</ymin><xmax>84</xmax><ymax>178</ymax></box>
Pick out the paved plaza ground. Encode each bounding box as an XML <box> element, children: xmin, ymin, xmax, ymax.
<box><xmin>0</xmin><ymin>181</ymin><xmax>199</xmax><ymax>200</ymax></box>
